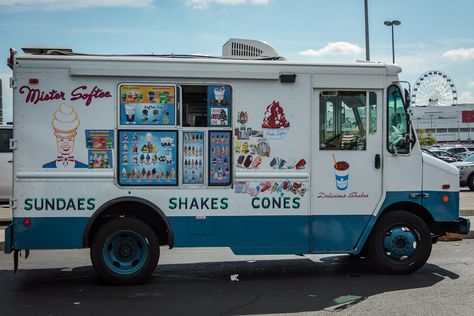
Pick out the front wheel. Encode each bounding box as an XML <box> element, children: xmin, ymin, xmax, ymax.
<box><xmin>91</xmin><ymin>217</ymin><xmax>159</xmax><ymax>285</ymax></box>
<box><xmin>367</xmin><ymin>211</ymin><xmax>431</xmax><ymax>274</ymax></box>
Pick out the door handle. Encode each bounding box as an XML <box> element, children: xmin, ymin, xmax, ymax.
<box><xmin>375</xmin><ymin>154</ymin><xmax>381</xmax><ymax>169</ymax></box>
<box><xmin>410</xmin><ymin>193</ymin><xmax>430</xmax><ymax>199</ymax></box>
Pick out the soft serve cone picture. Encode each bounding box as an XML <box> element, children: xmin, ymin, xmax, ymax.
<box><xmin>43</xmin><ymin>104</ymin><xmax>87</xmax><ymax>168</ymax></box>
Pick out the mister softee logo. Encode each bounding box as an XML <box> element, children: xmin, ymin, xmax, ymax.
<box><xmin>19</xmin><ymin>85</ymin><xmax>112</xmax><ymax>106</ymax></box>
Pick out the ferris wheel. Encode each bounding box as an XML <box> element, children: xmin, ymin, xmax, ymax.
<box><xmin>411</xmin><ymin>70</ymin><xmax>458</xmax><ymax>106</ymax></box>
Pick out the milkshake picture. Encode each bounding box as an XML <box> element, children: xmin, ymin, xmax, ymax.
<box><xmin>43</xmin><ymin>104</ymin><xmax>87</xmax><ymax>169</ymax></box>
<box><xmin>333</xmin><ymin>155</ymin><xmax>350</xmax><ymax>191</ymax></box>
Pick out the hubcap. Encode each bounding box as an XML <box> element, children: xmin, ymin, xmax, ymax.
<box><xmin>383</xmin><ymin>225</ymin><xmax>417</xmax><ymax>260</ymax></box>
<box><xmin>103</xmin><ymin>230</ymin><xmax>148</xmax><ymax>275</ymax></box>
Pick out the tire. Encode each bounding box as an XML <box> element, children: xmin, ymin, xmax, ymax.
<box><xmin>367</xmin><ymin>211</ymin><xmax>431</xmax><ymax>274</ymax></box>
<box><xmin>468</xmin><ymin>174</ymin><xmax>474</xmax><ymax>191</ymax></box>
<box><xmin>91</xmin><ymin>217</ymin><xmax>159</xmax><ymax>285</ymax></box>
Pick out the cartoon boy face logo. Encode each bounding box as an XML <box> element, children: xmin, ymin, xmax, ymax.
<box><xmin>42</xmin><ymin>104</ymin><xmax>87</xmax><ymax>169</ymax></box>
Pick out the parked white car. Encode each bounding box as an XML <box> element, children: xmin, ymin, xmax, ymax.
<box><xmin>0</xmin><ymin>125</ymin><xmax>12</xmax><ymax>202</ymax></box>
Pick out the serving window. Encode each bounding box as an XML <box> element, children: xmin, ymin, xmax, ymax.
<box><xmin>181</xmin><ymin>85</ymin><xmax>232</xmax><ymax>128</ymax></box>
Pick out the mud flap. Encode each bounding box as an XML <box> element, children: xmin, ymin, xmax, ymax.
<box><xmin>13</xmin><ymin>250</ymin><xmax>18</xmax><ymax>273</ymax></box>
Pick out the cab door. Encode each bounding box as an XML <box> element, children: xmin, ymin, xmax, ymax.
<box><xmin>310</xmin><ymin>89</ymin><xmax>383</xmax><ymax>252</ymax></box>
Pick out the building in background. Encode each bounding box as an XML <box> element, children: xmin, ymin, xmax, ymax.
<box><xmin>0</xmin><ymin>77</ymin><xmax>3</xmax><ymax>124</ymax></box>
<box><xmin>0</xmin><ymin>73</ymin><xmax>13</xmax><ymax>125</ymax></box>
<box><xmin>411</xmin><ymin>104</ymin><xmax>474</xmax><ymax>143</ymax></box>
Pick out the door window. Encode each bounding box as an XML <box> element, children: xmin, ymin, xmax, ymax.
<box><xmin>320</xmin><ymin>91</ymin><xmax>367</xmax><ymax>150</ymax></box>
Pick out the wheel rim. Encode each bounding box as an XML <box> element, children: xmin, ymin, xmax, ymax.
<box><xmin>383</xmin><ymin>225</ymin><xmax>417</xmax><ymax>261</ymax></box>
<box><xmin>103</xmin><ymin>230</ymin><xmax>149</xmax><ymax>275</ymax></box>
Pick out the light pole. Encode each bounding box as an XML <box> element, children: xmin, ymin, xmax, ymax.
<box><xmin>365</xmin><ymin>0</ymin><xmax>370</xmax><ymax>61</ymax></box>
<box><xmin>384</xmin><ymin>20</ymin><xmax>401</xmax><ymax>64</ymax></box>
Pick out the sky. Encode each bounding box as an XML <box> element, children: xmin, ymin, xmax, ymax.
<box><xmin>1</xmin><ymin>0</ymin><xmax>474</xmax><ymax>122</ymax></box>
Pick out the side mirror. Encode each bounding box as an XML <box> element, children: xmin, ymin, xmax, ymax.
<box><xmin>404</xmin><ymin>89</ymin><xmax>411</xmax><ymax>108</ymax></box>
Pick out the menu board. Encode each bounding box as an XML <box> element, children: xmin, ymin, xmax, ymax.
<box><xmin>119</xmin><ymin>84</ymin><xmax>176</xmax><ymax>126</ymax></box>
<box><xmin>182</xmin><ymin>131</ymin><xmax>205</xmax><ymax>185</ymax></box>
<box><xmin>208</xmin><ymin>131</ymin><xmax>232</xmax><ymax>186</ymax></box>
<box><xmin>118</xmin><ymin>130</ymin><xmax>178</xmax><ymax>186</ymax></box>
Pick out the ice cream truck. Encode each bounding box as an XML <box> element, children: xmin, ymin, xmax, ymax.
<box><xmin>5</xmin><ymin>39</ymin><xmax>469</xmax><ymax>284</ymax></box>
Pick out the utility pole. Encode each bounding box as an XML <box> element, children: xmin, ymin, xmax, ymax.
<box><xmin>365</xmin><ymin>0</ymin><xmax>370</xmax><ymax>61</ymax></box>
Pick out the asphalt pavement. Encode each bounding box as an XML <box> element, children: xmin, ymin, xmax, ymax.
<box><xmin>0</xmin><ymin>240</ymin><xmax>472</xmax><ymax>315</ymax></box>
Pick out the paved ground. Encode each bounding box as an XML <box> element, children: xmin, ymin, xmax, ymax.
<box><xmin>0</xmin><ymin>240</ymin><xmax>472</xmax><ymax>316</ymax></box>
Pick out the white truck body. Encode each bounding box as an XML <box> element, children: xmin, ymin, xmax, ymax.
<box><xmin>5</xmin><ymin>47</ymin><xmax>469</xmax><ymax>283</ymax></box>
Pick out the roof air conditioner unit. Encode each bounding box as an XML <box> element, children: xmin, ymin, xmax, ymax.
<box><xmin>222</xmin><ymin>38</ymin><xmax>285</xmax><ymax>60</ymax></box>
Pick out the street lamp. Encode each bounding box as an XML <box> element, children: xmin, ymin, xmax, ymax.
<box><xmin>384</xmin><ymin>19</ymin><xmax>401</xmax><ymax>64</ymax></box>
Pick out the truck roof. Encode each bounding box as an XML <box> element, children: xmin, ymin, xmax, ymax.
<box><xmin>11</xmin><ymin>47</ymin><xmax>402</xmax><ymax>81</ymax></box>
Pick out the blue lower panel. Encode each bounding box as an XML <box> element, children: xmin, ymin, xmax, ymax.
<box><xmin>13</xmin><ymin>217</ymin><xmax>89</xmax><ymax>249</ymax></box>
<box><xmin>13</xmin><ymin>215</ymin><xmax>371</xmax><ymax>255</ymax></box>
<box><xmin>311</xmin><ymin>215</ymin><xmax>371</xmax><ymax>252</ymax></box>
<box><xmin>168</xmin><ymin>216</ymin><xmax>311</xmax><ymax>255</ymax></box>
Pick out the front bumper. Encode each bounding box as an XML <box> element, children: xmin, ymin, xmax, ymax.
<box><xmin>433</xmin><ymin>217</ymin><xmax>470</xmax><ymax>235</ymax></box>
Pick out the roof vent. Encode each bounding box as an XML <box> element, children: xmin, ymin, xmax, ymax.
<box><xmin>22</xmin><ymin>47</ymin><xmax>73</xmax><ymax>55</ymax></box>
<box><xmin>222</xmin><ymin>38</ymin><xmax>285</xmax><ymax>60</ymax></box>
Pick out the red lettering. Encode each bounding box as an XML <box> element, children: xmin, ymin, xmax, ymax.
<box><xmin>19</xmin><ymin>86</ymin><xmax>66</xmax><ymax>105</ymax></box>
<box><xmin>70</xmin><ymin>85</ymin><xmax>112</xmax><ymax>106</ymax></box>
<box><xmin>19</xmin><ymin>85</ymin><xmax>110</xmax><ymax>106</ymax></box>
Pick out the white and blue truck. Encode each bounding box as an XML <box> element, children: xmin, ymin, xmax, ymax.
<box><xmin>5</xmin><ymin>39</ymin><xmax>469</xmax><ymax>284</ymax></box>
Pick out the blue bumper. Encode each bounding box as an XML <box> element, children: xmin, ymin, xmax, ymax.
<box><xmin>434</xmin><ymin>217</ymin><xmax>470</xmax><ymax>235</ymax></box>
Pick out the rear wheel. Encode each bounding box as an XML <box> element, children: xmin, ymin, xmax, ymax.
<box><xmin>367</xmin><ymin>211</ymin><xmax>431</xmax><ymax>274</ymax></box>
<box><xmin>91</xmin><ymin>217</ymin><xmax>159</xmax><ymax>285</ymax></box>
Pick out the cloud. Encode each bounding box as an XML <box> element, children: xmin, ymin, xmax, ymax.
<box><xmin>0</xmin><ymin>0</ymin><xmax>153</xmax><ymax>12</ymax></box>
<box><xmin>468</xmin><ymin>81</ymin><xmax>474</xmax><ymax>88</ymax></box>
<box><xmin>442</xmin><ymin>48</ymin><xmax>474</xmax><ymax>61</ymax></box>
<box><xmin>298</xmin><ymin>42</ymin><xmax>363</xmax><ymax>57</ymax></box>
<box><xmin>460</xmin><ymin>92</ymin><xmax>474</xmax><ymax>103</ymax></box>
<box><xmin>185</xmin><ymin>0</ymin><xmax>269</xmax><ymax>10</ymax></box>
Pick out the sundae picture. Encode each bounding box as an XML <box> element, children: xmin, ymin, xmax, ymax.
<box><xmin>43</xmin><ymin>104</ymin><xmax>87</xmax><ymax>169</ymax></box>
<box><xmin>124</xmin><ymin>104</ymin><xmax>136</xmax><ymax>123</ymax></box>
<box><xmin>262</xmin><ymin>100</ymin><xmax>290</xmax><ymax>139</ymax></box>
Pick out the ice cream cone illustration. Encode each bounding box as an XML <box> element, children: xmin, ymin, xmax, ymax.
<box><xmin>43</xmin><ymin>104</ymin><xmax>87</xmax><ymax>169</ymax></box>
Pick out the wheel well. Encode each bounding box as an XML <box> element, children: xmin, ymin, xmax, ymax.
<box><xmin>379</xmin><ymin>201</ymin><xmax>435</xmax><ymax>229</ymax></box>
<box><xmin>357</xmin><ymin>201</ymin><xmax>436</xmax><ymax>255</ymax></box>
<box><xmin>84</xmin><ymin>198</ymin><xmax>173</xmax><ymax>248</ymax></box>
